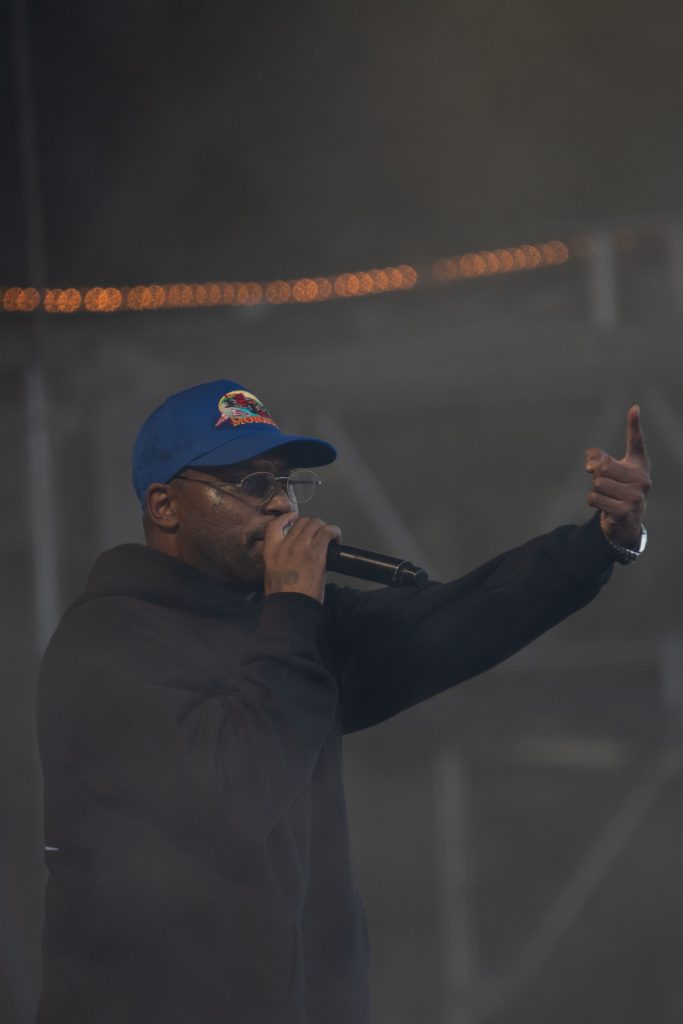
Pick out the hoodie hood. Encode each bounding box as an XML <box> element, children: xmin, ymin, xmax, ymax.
<box><xmin>69</xmin><ymin>544</ymin><xmax>261</xmax><ymax>618</ymax></box>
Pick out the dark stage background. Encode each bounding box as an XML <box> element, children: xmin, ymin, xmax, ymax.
<box><xmin>2</xmin><ymin>2</ymin><xmax>682</xmax><ymax>1022</ymax></box>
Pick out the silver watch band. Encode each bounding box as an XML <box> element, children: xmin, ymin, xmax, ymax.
<box><xmin>605</xmin><ymin>525</ymin><xmax>647</xmax><ymax>564</ymax></box>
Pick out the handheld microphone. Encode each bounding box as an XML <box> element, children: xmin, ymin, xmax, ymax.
<box><xmin>326</xmin><ymin>542</ymin><xmax>429</xmax><ymax>588</ymax></box>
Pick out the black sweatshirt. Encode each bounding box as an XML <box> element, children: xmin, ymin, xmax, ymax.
<box><xmin>36</xmin><ymin>514</ymin><xmax>616</xmax><ymax>1024</ymax></box>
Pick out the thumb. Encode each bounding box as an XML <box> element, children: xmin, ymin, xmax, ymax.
<box><xmin>624</xmin><ymin>404</ymin><xmax>648</xmax><ymax>463</ymax></box>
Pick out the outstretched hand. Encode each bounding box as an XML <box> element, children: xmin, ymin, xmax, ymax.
<box><xmin>585</xmin><ymin>404</ymin><xmax>651</xmax><ymax>549</ymax></box>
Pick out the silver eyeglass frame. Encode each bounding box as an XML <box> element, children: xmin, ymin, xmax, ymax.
<box><xmin>172</xmin><ymin>469</ymin><xmax>321</xmax><ymax>505</ymax></box>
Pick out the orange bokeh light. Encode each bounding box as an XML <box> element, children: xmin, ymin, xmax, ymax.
<box><xmin>3</xmin><ymin>287</ymin><xmax>41</xmax><ymax>311</ymax></box>
<box><xmin>398</xmin><ymin>265</ymin><xmax>417</xmax><ymax>288</ymax></box>
<box><xmin>265</xmin><ymin>280</ymin><xmax>291</xmax><ymax>304</ymax></box>
<box><xmin>235</xmin><ymin>282</ymin><xmax>263</xmax><ymax>305</ymax></box>
<box><xmin>292</xmin><ymin>278</ymin><xmax>319</xmax><ymax>303</ymax></box>
<box><xmin>171</xmin><ymin>284</ymin><xmax>196</xmax><ymax>307</ymax></box>
<box><xmin>81</xmin><ymin>287</ymin><xmax>122</xmax><ymax>312</ymax></box>
<box><xmin>2</xmin><ymin>237</ymin><xmax>571</xmax><ymax>314</ymax></box>
<box><xmin>315</xmin><ymin>277</ymin><xmax>333</xmax><ymax>300</ymax></box>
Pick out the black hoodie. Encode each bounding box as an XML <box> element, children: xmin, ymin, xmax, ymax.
<box><xmin>36</xmin><ymin>514</ymin><xmax>615</xmax><ymax>1024</ymax></box>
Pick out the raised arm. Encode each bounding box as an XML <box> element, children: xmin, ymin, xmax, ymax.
<box><xmin>326</xmin><ymin>404</ymin><xmax>650</xmax><ymax>733</ymax></box>
<box><xmin>324</xmin><ymin>513</ymin><xmax>618</xmax><ymax>733</ymax></box>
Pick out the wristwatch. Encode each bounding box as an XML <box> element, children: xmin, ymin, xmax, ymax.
<box><xmin>605</xmin><ymin>525</ymin><xmax>648</xmax><ymax>564</ymax></box>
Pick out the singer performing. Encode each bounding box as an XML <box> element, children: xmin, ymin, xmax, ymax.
<box><xmin>36</xmin><ymin>378</ymin><xmax>651</xmax><ymax>1024</ymax></box>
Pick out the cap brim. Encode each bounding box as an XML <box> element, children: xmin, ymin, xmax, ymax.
<box><xmin>186</xmin><ymin>431</ymin><xmax>336</xmax><ymax>471</ymax></box>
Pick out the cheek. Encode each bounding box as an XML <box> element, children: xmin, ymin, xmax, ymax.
<box><xmin>185</xmin><ymin>499</ymin><xmax>252</xmax><ymax>551</ymax></box>
<box><xmin>205</xmin><ymin>489</ymin><xmax>223</xmax><ymax>509</ymax></box>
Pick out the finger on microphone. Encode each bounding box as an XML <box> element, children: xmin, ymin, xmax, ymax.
<box><xmin>264</xmin><ymin>511</ymin><xmax>298</xmax><ymax>544</ymax></box>
<box><xmin>281</xmin><ymin>511</ymin><xmax>298</xmax><ymax>536</ymax></box>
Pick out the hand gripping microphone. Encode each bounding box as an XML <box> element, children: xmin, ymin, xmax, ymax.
<box><xmin>326</xmin><ymin>542</ymin><xmax>429</xmax><ymax>587</ymax></box>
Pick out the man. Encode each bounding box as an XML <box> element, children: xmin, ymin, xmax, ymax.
<box><xmin>37</xmin><ymin>378</ymin><xmax>650</xmax><ymax>1024</ymax></box>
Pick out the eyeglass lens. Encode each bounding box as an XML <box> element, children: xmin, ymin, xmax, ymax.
<box><xmin>240</xmin><ymin>470</ymin><xmax>320</xmax><ymax>504</ymax></box>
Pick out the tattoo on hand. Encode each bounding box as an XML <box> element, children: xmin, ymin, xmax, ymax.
<box><xmin>271</xmin><ymin>570</ymin><xmax>300</xmax><ymax>587</ymax></box>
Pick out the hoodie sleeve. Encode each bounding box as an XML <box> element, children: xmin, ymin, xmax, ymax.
<box><xmin>38</xmin><ymin>591</ymin><xmax>336</xmax><ymax>851</ymax></box>
<box><xmin>323</xmin><ymin>514</ymin><xmax>617</xmax><ymax>733</ymax></box>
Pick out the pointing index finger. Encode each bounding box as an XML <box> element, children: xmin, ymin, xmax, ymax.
<box><xmin>625</xmin><ymin>404</ymin><xmax>648</xmax><ymax>463</ymax></box>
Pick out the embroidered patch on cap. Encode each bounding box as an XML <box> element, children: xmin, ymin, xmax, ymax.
<box><xmin>214</xmin><ymin>390</ymin><xmax>278</xmax><ymax>429</ymax></box>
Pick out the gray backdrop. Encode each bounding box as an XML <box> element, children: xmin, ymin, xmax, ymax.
<box><xmin>2</xmin><ymin>2</ymin><xmax>682</xmax><ymax>1021</ymax></box>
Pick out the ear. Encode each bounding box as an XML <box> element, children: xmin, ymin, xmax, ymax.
<box><xmin>145</xmin><ymin>482</ymin><xmax>180</xmax><ymax>533</ymax></box>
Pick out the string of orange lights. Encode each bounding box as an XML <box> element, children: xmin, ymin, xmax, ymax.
<box><xmin>0</xmin><ymin>239</ymin><xmax>569</xmax><ymax>314</ymax></box>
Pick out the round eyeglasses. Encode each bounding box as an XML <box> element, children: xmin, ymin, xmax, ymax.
<box><xmin>173</xmin><ymin>468</ymin><xmax>322</xmax><ymax>505</ymax></box>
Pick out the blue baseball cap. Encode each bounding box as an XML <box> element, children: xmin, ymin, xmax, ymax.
<box><xmin>132</xmin><ymin>379</ymin><xmax>336</xmax><ymax>507</ymax></box>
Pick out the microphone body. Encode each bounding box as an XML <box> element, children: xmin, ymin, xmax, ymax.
<box><xmin>326</xmin><ymin>542</ymin><xmax>429</xmax><ymax>588</ymax></box>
